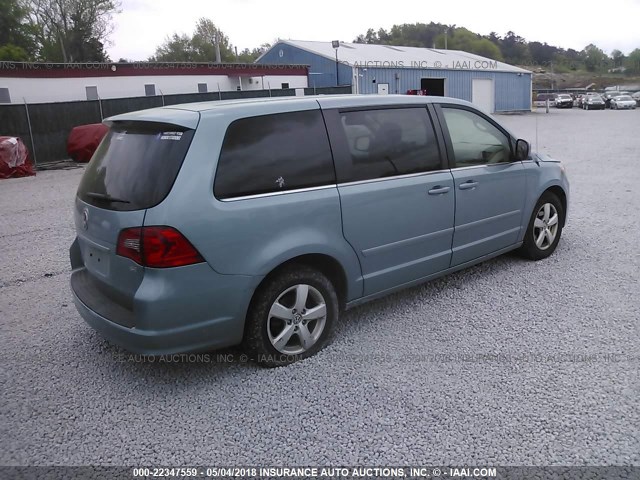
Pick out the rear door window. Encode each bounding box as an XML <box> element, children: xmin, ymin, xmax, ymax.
<box><xmin>214</xmin><ymin>110</ymin><xmax>335</xmax><ymax>199</ymax></box>
<box><xmin>77</xmin><ymin>122</ymin><xmax>194</xmax><ymax>211</ymax></box>
<box><xmin>334</xmin><ymin>107</ymin><xmax>442</xmax><ymax>183</ymax></box>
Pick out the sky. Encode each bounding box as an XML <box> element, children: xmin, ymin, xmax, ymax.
<box><xmin>108</xmin><ymin>0</ymin><xmax>640</xmax><ymax>61</ymax></box>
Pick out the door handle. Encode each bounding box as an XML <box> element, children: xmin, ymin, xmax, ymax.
<box><xmin>428</xmin><ymin>186</ymin><xmax>451</xmax><ymax>195</ymax></box>
<box><xmin>459</xmin><ymin>180</ymin><xmax>478</xmax><ymax>190</ymax></box>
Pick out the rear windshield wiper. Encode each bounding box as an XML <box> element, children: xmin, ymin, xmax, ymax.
<box><xmin>85</xmin><ymin>192</ymin><xmax>131</xmax><ymax>204</ymax></box>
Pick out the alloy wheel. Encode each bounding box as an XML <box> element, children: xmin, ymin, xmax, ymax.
<box><xmin>533</xmin><ymin>203</ymin><xmax>559</xmax><ymax>251</ymax></box>
<box><xmin>267</xmin><ymin>284</ymin><xmax>327</xmax><ymax>355</ymax></box>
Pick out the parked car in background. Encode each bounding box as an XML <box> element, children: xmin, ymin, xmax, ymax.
<box><xmin>632</xmin><ymin>92</ymin><xmax>640</xmax><ymax>106</ymax></box>
<box><xmin>534</xmin><ymin>93</ymin><xmax>556</xmax><ymax>107</ymax></box>
<box><xmin>69</xmin><ymin>95</ymin><xmax>569</xmax><ymax>366</ymax></box>
<box><xmin>610</xmin><ymin>95</ymin><xmax>637</xmax><ymax>110</ymax></box>
<box><xmin>603</xmin><ymin>91</ymin><xmax>630</xmax><ymax>108</ymax></box>
<box><xmin>554</xmin><ymin>94</ymin><xmax>573</xmax><ymax>108</ymax></box>
<box><xmin>577</xmin><ymin>93</ymin><xmax>597</xmax><ymax>108</ymax></box>
<box><xmin>583</xmin><ymin>95</ymin><xmax>605</xmax><ymax>110</ymax></box>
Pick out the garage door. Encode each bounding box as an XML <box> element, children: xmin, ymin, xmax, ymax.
<box><xmin>472</xmin><ymin>79</ymin><xmax>494</xmax><ymax>113</ymax></box>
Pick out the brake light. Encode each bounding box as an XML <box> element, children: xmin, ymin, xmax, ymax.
<box><xmin>116</xmin><ymin>227</ymin><xmax>143</xmax><ymax>265</ymax></box>
<box><xmin>116</xmin><ymin>226</ymin><xmax>204</xmax><ymax>268</ymax></box>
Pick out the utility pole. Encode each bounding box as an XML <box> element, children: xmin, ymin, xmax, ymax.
<box><xmin>213</xmin><ymin>33</ymin><xmax>222</xmax><ymax>63</ymax></box>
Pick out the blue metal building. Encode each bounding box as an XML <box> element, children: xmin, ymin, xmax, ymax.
<box><xmin>257</xmin><ymin>40</ymin><xmax>532</xmax><ymax>113</ymax></box>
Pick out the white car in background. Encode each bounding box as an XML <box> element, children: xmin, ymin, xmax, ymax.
<box><xmin>610</xmin><ymin>95</ymin><xmax>637</xmax><ymax>110</ymax></box>
<box><xmin>534</xmin><ymin>93</ymin><xmax>556</xmax><ymax>107</ymax></box>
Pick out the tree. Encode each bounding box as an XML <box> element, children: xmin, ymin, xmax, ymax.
<box><xmin>354</xmin><ymin>28</ymin><xmax>379</xmax><ymax>44</ymax></box>
<box><xmin>625</xmin><ymin>48</ymin><xmax>640</xmax><ymax>73</ymax></box>
<box><xmin>351</xmin><ymin>22</ymin><xmax>624</xmax><ymax>72</ymax></box>
<box><xmin>434</xmin><ymin>28</ymin><xmax>504</xmax><ymax>61</ymax></box>
<box><xmin>151</xmin><ymin>33</ymin><xmax>194</xmax><ymax>62</ymax></box>
<box><xmin>355</xmin><ymin>23</ymin><xmax>446</xmax><ymax>48</ymax></box>
<box><xmin>500</xmin><ymin>31</ymin><xmax>530</xmax><ymax>65</ymax></box>
<box><xmin>582</xmin><ymin>44</ymin><xmax>608</xmax><ymax>72</ymax></box>
<box><xmin>610</xmin><ymin>49</ymin><xmax>625</xmax><ymax>67</ymax></box>
<box><xmin>0</xmin><ymin>0</ymin><xmax>38</xmax><ymax>60</ymax></box>
<box><xmin>27</xmin><ymin>0</ymin><xmax>120</xmax><ymax>62</ymax></box>
<box><xmin>528</xmin><ymin>41</ymin><xmax>557</xmax><ymax>66</ymax></box>
<box><xmin>151</xmin><ymin>18</ymin><xmax>236</xmax><ymax>62</ymax></box>
<box><xmin>487</xmin><ymin>32</ymin><xmax>501</xmax><ymax>48</ymax></box>
<box><xmin>236</xmin><ymin>44</ymin><xmax>270</xmax><ymax>63</ymax></box>
<box><xmin>354</xmin><ymin>23</ymin><xmax>504</xmax><ymax>60</ymax></box>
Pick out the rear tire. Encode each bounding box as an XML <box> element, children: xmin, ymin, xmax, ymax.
<box><xmin>243</xmin><ymin>265</ymin><xmax>338</xmax><ymax>367</ymax></box>
<box><xmin>519</xmin><ymin>192</ymin><xmax>565</xmax><ymax>261</ymax></box>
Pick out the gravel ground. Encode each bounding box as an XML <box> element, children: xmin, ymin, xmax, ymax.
<box><xmin>1</xmin><ymin>108</ymin><xmax>639</xmax><ymax>467</ymax></box>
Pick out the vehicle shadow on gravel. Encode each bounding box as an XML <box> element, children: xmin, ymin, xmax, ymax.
<box><xmin>333</xmin><ymin>252</ymin><xmax>532</xmax><ymax>335</ymax></box>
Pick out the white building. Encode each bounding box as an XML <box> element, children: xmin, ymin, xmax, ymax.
<box><xmin>0</xmin><ymin>62</ymin><xmax>309</xmax><ymax>104</ymax></box>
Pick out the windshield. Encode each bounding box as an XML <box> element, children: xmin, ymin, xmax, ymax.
<box><xmin>616</xmin><ymin>96</ymin><xmax>632</xmax><ymax>101</ymax></box>
<box><xmin>77</xmin><ymin>121</ymin><xmax>195</xmax><ymax>211</ymax></box>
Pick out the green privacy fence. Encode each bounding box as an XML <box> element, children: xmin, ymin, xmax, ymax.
<box><xmin>0</xmin><ymin>86</ymin><xmax>352</xmax><ymax>164</ymax></box>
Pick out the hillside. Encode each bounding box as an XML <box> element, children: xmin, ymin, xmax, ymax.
<box><xmin>529</xmin><ymin>70</ymin><xmax>640</xmax><ymax>90</ymax></box>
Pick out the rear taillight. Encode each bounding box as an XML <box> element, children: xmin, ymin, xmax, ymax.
<box><xmin>116</xmin><ymin>226</ymin><xmax>204</xmax><ymax>268</ymax></box>
<box><xmin>116</xmin><ymin>227</ymin><xmax>143</xmax><ymax>265</ymax></box>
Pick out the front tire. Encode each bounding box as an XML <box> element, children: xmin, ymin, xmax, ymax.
<box><xmin>244</xmin><ymin>265</ymin><xmax>338</xmax><ymax>367</ymax></box>
<box><xmin>519</xmin><ymin>192</ymin><xmax>565</xmax><ymax>261</ymax></box>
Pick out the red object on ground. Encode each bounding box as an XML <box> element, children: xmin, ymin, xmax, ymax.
<box><xmin>406</xmin><ymin>89</ymin><xmax>429</xmax><ymax>95</ymax></box>
<box><xmin>0</xmin><ymin>136</ymin><xmax>35</xmax><ymax>179</ymax></box>
<box><xmin>67</xmin><ymin>123</ymin><xmax>109</xmax><ymax>163</ymax></box>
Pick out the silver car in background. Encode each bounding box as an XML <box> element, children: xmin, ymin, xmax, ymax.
<box><xmin>610</xmin><ymin>95</ymin><xmax>637</xmax><ymax>110</ymax></box>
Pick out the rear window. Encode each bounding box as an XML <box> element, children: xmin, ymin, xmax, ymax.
<box><xmin>214</xmin><ymin>110</ymin><xmax>335</xmax><ymax>199</ymax></box>
<box><xmin>77</xmin><ymin>122</ymin><xmax>194</xmax><ymax>211</ymax></box>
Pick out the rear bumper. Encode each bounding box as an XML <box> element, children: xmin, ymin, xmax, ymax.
<box><xmin>70</xmin><ymin>261</ymin><xmax>262</xmax><ymax>355</ymax></box>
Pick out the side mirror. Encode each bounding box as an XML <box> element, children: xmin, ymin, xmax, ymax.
<box><xmin>515</xmin><ymin>139</ymin><xmax>530</xmax><ymax>161</ymax></box>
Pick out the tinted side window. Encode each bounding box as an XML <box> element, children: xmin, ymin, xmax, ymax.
<box><xmin>442</xmin><ymin>108</ymin><xmax>511</xmax><ymax>167</ymax></box>
<box><xmin>214</xmin><ymin>110</ymin><xmax>335</xmax><ymax>199</ymax></box>
<box><xmin>337</xmin><ymin>108</ymin><xmax>442</xmax><ymax>182</ymax></box>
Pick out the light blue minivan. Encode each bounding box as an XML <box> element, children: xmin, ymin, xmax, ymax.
<box><xmin>70</xmin><ymin>95</ymin><xmax>569</xmax><ymax>366</ymax></box>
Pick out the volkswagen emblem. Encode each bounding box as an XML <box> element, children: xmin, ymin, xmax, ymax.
<box><xmin>81</xmin><ymin>208</ymin><xmax>89</xmax><ymax>230</ymax></box>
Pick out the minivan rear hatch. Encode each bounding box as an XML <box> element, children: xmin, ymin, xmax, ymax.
<box><xmin>72</xmin><ymin>113</ymin><xmax>198</xmax><ymax>327</ymax></box>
